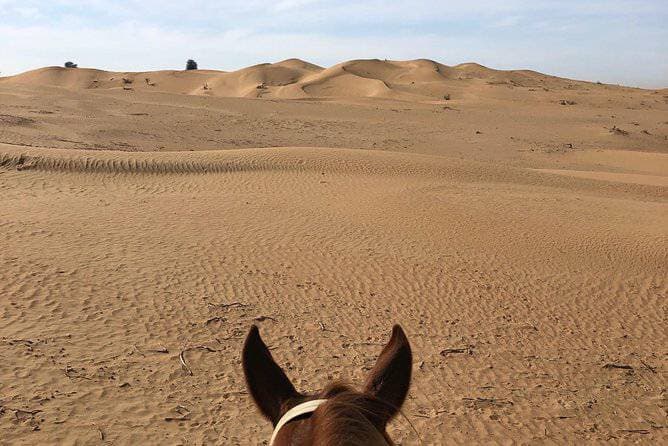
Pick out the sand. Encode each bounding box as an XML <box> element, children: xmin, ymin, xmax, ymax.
<box><xmin>0</xmin><ymin>59</ymin><xmax>666</xmax><ymax>445</ymax></box>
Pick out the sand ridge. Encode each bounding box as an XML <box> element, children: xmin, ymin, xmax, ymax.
<box><xmin>0</xmin><ymin>58</ymin><xmax>623</xmax><ymax>100</ymax></box>
<box><xmin>0</xmin><ymin>144</ymin><xmax>666</xmax><ymax>202</ymax></box>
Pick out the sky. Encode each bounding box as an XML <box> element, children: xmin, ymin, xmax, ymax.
<box><xmin>1</xmin><ymin>0</ymin><xmax>667</xmax><ymax>88</ymax></box>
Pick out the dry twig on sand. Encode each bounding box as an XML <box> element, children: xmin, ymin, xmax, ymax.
<box><xmin>609</xmin><ymin>125</ymin><xmax>629</xmax><ymax>135</ymax></box>
<box><xmin>640</xmin><ymin>359</ymin><xmax>656</xmax><ymax>374</ymax></box>
<box><xmin>146</xmin><ymin>346</ymin><xmax>168</xmax><ymax>353</ymax></box>
<box><xmin>164</xmin><ymin>416</ymin><xmax>190</xmax><ymax>422</ymax></box>
<box><xmin>5</xmin><ymin>407</ymin><xmax>42</xmax><ymax>423</ymax></box>
<box><xmin>179</xmin><ymin>345</ymin><xmax>219</xmax><ymax>376</ymax></box>
<box><xmin>205</xmin><ymin>316</ymin><xmax>226</xmax><ymax>325</ymax></box>
<box><xmin>440</xmin><ymin>345</ymin><xmax>474</xmax><ymax>356</ymax></box>
<box><xmin>179</xmin><ymin>350</ymin><xmax>193</xmax><ymax>376</ymax></box>
<box><xmin>462</xmin><ymin>397</ymin><xmax>514</xmax><ymax>408</ymax></box>
<box><xmin>603</xmin><ymin>363</ymin><xmax>633</xmax><ymax>370</ymax></box>
<box><xmin>165</xmin><ymin>405</ymin><xmax>191</xmax><ymax>422</ymax></box>
<box><xmin>318</xmin><ymin>321</ymin><xmax>336</xmax><ymax>332</ymax></box>
<box><xmin>208</xmin><ymin>301</ymin><xmax>248</xmax><ymax>310</ymax></box>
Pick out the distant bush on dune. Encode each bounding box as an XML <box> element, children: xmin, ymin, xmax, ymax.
<box><xmin>186</xmin><ymin>59</ymin><xmax>198</xmax><ymax>70</ymax></box>
<box><xmin>64</xmin><ymin>61</ymin><xmax>78</xmax><ymax>68</ymax></box>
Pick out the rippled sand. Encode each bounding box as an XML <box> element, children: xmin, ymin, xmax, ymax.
<box><xmin>0</xmin><ymin>65</ymin><xmax>666</xmax><ymax>444</ymax></box>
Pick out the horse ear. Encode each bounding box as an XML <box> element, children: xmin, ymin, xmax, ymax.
<box><xmin>363</xmin><ymin>325</ymin><xmax>412</xmax><ymax>422</ymax></box>
<box><xmin>242</xmin><ymin>325</ymin><xmax>298</xmax><ymax>425</ymax></box>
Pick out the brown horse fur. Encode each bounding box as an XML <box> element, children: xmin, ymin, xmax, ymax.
<box><xmin>242</xmin><ymin>325</ymin><xmax>412</xmax><ymax>445</ymax></box>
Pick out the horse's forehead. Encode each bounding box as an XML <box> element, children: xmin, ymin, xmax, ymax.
<box><xmin>273</xmin><ymin>418</ymin><xmax>314</xmax><ymax>445</ymax></box>
<box><xmin>271</xmin><ymin>397</ymin><xmax>325</xmax><ymax>445</ymax></box>
<box><xmin>273</xmin><ymin>398</ymin><xmax>391</xmax><ymax>446</ymax></box>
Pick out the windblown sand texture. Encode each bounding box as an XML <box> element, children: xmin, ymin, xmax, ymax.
<box><xmin>0</xmin><ymin>59</ymin><xmax>666</xmax><ymax>445</ymax></box>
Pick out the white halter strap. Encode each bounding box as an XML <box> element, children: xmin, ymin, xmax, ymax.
<box><xmin>270</xmin><ymin>399</ymin><xmax>328</xmax><ymax>445</ymax></box>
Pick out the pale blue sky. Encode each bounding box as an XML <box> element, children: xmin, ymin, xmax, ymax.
<box><xmin>1</xmin><ymin>0</ymin><xmax>666</xmax><ymax>87</ymax></box>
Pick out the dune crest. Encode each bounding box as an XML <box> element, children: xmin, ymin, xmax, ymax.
<box><xmin>0</xmin><ymin>58</ymin><xmax>613</xmax><ymax>100</ymax></box>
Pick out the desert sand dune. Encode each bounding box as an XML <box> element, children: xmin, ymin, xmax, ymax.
<box><xmin>0</xmin><ymin>60</ymin><xmax>666</xmax><ymax>445</ymax></box>
<box><xmin>0</xmin><ymin>58</ymin><xmax>614</xmax><ymax>101</ymax></box>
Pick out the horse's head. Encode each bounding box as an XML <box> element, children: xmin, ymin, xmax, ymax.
<box><xmin>242</xmin><ymin>325</ymin><xmax>412</xmax><ymax>445</ymax></box>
